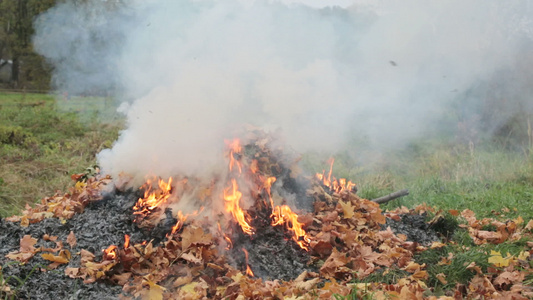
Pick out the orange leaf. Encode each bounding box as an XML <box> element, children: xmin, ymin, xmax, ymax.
<box><xmin>41</xmin><ymin>249</ymin><xmax>70</xmax><ymax>264</ymax></box>
<box><xmin>448</xmin><ymin>209</ymin><xmax>459</xmax><ymax>216</ymax></box>
<box><xmin>67</xmin><ymin>231</ymin><xmax>77</xmax><ymax>248</ymax></box>
<box><xmin>20</xmin><ymin>235</ymin><xmax>37</xmax><ymax>252</ymax></box>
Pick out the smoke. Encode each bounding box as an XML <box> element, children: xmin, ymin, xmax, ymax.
<box><xmin>33</xmin><ymin>0</ymin><xmax>533</xmax><ymax>179</ymax></box>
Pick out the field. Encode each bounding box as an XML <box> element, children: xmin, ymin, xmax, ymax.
<box><xmin>0</xmin><ymin>92</ymin><xmax>123</xmax><ymax>217</ymax></box>
<box><xmin>1</xmin><ymin>92</ymin><xmax>533</xmax><ymax>298</ymax></box>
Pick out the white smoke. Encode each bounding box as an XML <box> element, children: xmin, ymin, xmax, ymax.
<box><xmin>33</xmin><ymin>0</ymin><xmax>533</xmax><ymax>179</ymax></box>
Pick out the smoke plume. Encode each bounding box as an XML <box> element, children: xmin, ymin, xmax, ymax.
<box><xmin>33</xmin><ymin>0</ymin><xmax>533</xmax><ymax>179</ymax></box>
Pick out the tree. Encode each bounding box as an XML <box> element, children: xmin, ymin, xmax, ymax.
<box><xmin>0</xmin><ymin>0</ymin><xmax>55</xmax><ymax>90</ymax></box>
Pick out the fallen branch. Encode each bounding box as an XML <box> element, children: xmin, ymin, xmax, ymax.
<box><xmin>371</xmin><ymin>189</ymin><xmax>409</xmax><ymax>204</ymax></box>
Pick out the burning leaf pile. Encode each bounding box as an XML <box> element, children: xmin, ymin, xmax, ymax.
<box><xmin>1</xmin><ymin>133</ymin><xmax>533</xmax><ymax>299</ymax></box>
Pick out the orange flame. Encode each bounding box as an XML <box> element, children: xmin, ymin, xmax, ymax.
<box><xmin>103</xmin><ymin>245</ymin><xmax>118</xmax><ymax>260</ymax></box>
<box><xmin>169</xmin><ymin>208</ymin><xmax>205</xmax><ymax>236</ymax></box>
<box><xmin>271</xmin><ymin>205</ymin><xmax>310</xmax><ymax>250</ymax></box>
<box><xmin>133</xmin><ymin>177</ymin><xmax>173</xmax><ymax>216</ymax></box>
<box><xmin>224</xmin><ymin>179</ymin><xmax>254</xmax><ymax>235</ymax></box>
<box><xmin>242</xmin><ymin>248</ymin><xmax>254</xmax><ymax>277</ymax></box>
<box><xmin>315</xmin><ymin>158</ymin><xmax>355</xmax><ymax>193</ymax></box>
<box><xmin>264</xmin><ymin>176</ymin><xmax>276</xmax><ymax>209</ymax></box>
<box><xmin>227</xmin><ymin>139</ymin><xmax>242</xmax><ymax>174</ymax></box>
<box><xmin>124</xmin><ymin>234</ymin><xmax>130</xmax><ymax>249</ymax></box>
<box><xmin>217</xmin><ymin>222</ymin><xmax>233</xmax><ymax>250</ymax></box>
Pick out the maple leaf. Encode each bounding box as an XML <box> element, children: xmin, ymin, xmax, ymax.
<box><xmin>181</xmin><ymin>226</ymin><xmax>212</xmax><ymax>251</ymax></box>
<box><xmin>5</xmin><ymin>235</ymin><xmax>39</xmax><ymax>263</ymax></box>
<box><xmin>493</xmin><ymin>271</ymin><xmax>525</xmax><ymax>286</ymax></box>
<box><xmin>338</xmin><ymin>201</ymin><xmax>354</xmax><ymax>219</ymax></box>
<box><xmin>488</xmin><ymin>250</ymin><xmax>512</xmax><ymax>267</ymax></box>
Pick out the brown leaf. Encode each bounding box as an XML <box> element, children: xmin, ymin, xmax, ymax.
<box><xmin>370</xmin><ymin>212</ymin><xmax>386</xmax><ymax>225</ymax></box>
<box><xmin>181</xmin><ymin>252</ymin><xmax>202</xmax><ymax>264</ymax></box>
<box><xmin>65</xmin><ymin>267</ymin><xmax>80</xmax><ymax>278</ymax></box>
<box><xmin>181</xmin><ymin>226</ymin><xmax>212</xmax><ymax>251</ymax></box>
<box><xmin>448</xmin><ymin>209</ymin><xmax>460</xmax><ymax>216</ymax></box>
<box><xmin>20</xmin><ymin>235</ymin><xmax>38</xmax><ymax>252</ymax></box>
<box><xmin>494</xmin><ymin>271</ymin><xmax>525</xmax><ymax>286</ymax></box>
<box><xmin>338</xmin><ymin>201</ymin><xmax>354</xmax><ymax>219</ymax></box>
<box><xmin>67</xmin><ymin>231</ymin><xmax>77</xmax><ymax>248</ymax></box>
<box><xmin>111</xmin><ymin>272</ymin><xmax>132</xmax><ymax>285</ymax></box>
<box><xmin>5</xmin><ymin>235</ymin><xmax>39</xmax><ymax>263</ymax></box>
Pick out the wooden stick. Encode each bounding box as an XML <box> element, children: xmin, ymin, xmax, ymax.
<box><xmin>371</xmin><ymin>189</ymin><xmax>409</xmax><ymax>204</ymax></box>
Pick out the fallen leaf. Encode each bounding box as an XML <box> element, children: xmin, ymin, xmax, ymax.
<box><xmin>448</xmin><ymin>209</ymin><xmax>459</xmax><ymax>216</ymax></box>
<box><xmin>430</xmin><ymin>241</ymin><xmax>446</xmax><ymax>249</ymax></box>
<box><xmin>67</xmin><ymin>231</ymin><xmax>77</xmax><ymax>248</ymax></box>
<box><xmin>488</xmin><ymin>250</ymin><xmax>513</xmax><ymax>267</ymax></box>
<box><xmin>436</xmin><ymin>273</ymin><xmax>447</xmax><ymax>284</ymax></box>
<box><xmin>144</xmin><ymin>279</ymin><xmax>165</xmax><ymax>300</ymax></box>
<box><xmin>295</xmin><ymin>278</ymin><xmax>320</xmax><ymax>291</ymax></box>
<box><xmin>41</xmin><ymin>250</ymin><xmax>70</xmax><ymax>264</ymax></box>
<box><xmin>494</xmin><ymin>271</ymin><xmax>525</xmax><ymax>286</ymax></box>
<box><xmin>20</xmin><ymin>235</ymin><xmax>38</xmax><ymax>252</ymax></box>
<box><xmin>174</xmin><ymin>275</ymin><xmax>193</xmax><ymax>287</ymax></box>
<box><xmin>525</xmin><ymin>219</ymin><xmax>533</xmax><ymax>231</ymax></box>
<box><xmin>513</xmin><ymin>216</ymin><xmax>524</xmax><ymax>225</ymax></box>
<box><xmin>339</xmin><ymin>201</ymin><xmax>354</xmax><ymax>219</ymax></box>
<box><xmin>181</xmin><ymin>226</ymin><xmax>212</xmax><ymax>251</ymax></box>
<box><xmin>181</xmin><ymin>252</ymin><xmax>202</xmax><ymax>264</ymax></box>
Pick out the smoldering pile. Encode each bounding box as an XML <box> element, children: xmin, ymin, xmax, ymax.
<box><xmin>0</xmin><ymin>133</ymin><xmax>441</xmax><ymax>299</ymax></box>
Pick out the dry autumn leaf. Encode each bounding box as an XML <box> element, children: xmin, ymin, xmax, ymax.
<box><xmin>488</xmin><ymin>250</ymin><xmax>512</xmax><ymax>267</ymax></box>
<box><xmin>67</xmin><ymin>231</ymin><xmax>77</xmax><ymax>248</ymax></box>
<box><xmin>5</xmin><ymin>235</ymin><xmax>39</xmax><ymax>263</ymax></box>
<box><xmin>144</xmin><ymin>279</ymin><xmax>165</xmax><ymax>300</ymax></box>
<box><xmin>338</xmin><ymin>201</ymin><xmax>354</xmax><ymax>219</ymax></box>
<box><xmin>181</xmin><ymin>226</ymin><xmax>212</xmax><ymax>251</ymax></box>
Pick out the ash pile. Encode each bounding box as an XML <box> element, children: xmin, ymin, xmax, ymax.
<box><xmin>0</xmin><ymin>132</ymin><xmax>442</xmax><ymax>299</ymax></box>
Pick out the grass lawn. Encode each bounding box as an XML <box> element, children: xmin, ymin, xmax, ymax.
<box><xmin>0</xmin><ymin>92</ymin><xmax>123</xmax><ymax>217</ymax></box>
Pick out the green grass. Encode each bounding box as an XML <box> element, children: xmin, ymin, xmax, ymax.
<box><xmin>0</xmin><ymin>92</ymin><xmax>123</xmax><ymax>217</ymax></box>
<box><xmin>302</xmin><ymin>140</ymin><xmax>533</xmax><ymax>221</ymax></box>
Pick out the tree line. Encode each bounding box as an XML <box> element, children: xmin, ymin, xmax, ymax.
<box><xmin>0</xmin><ymin>0</ymin><xmax>56</xmax><ymax>91</ymax></box>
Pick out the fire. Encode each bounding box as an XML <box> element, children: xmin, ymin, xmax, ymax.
<box><xmin>133</xmin><ymin>177</ymin><xmax>173</xmax><ymax>216</ymax></box>
<box><xmin>217</xmin><ymin>222</ymin><xmax>233</xmax><ymax>250</ymax></box>
<box><xmin>226</xmin><ymin>138</ymin><xmax>243</xmax><ymax>173</ymax></box>
<box><xmin>315</xmin><ymin>158</ymin><xmax>355</xmax><ymax>193</ymax></box>
<box><xmin>224</xmin><ymin>179</ymin><xmax>254</xmax><ymax>235</ymax></box>
<box><xmin>242</xmin><ymin>248</ymin><xmax>254</xmax><ymax>277</ymax></box>
<box><xmin>169</xmin><ymin>208</ymin><xmax>204</xmax><ymax>236</ymax></box>
<box><xmin>103</xmin><ymin>245</ymin><xmax>118</xmax><ymax>260</ymax></box>
<box><xmin>264</xmin><ymin>176</ymin><xmax>276</xmax><ymax>209</ymax></box>
<box><xmin>124</xmin><ymin>234</ymin><xmax>130</xmax><ymax>249</ymax></box>
<box><xmin>271</xmin><ymin>205</ymin><xmax>310</xmax><ymax>250</ymax></box>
